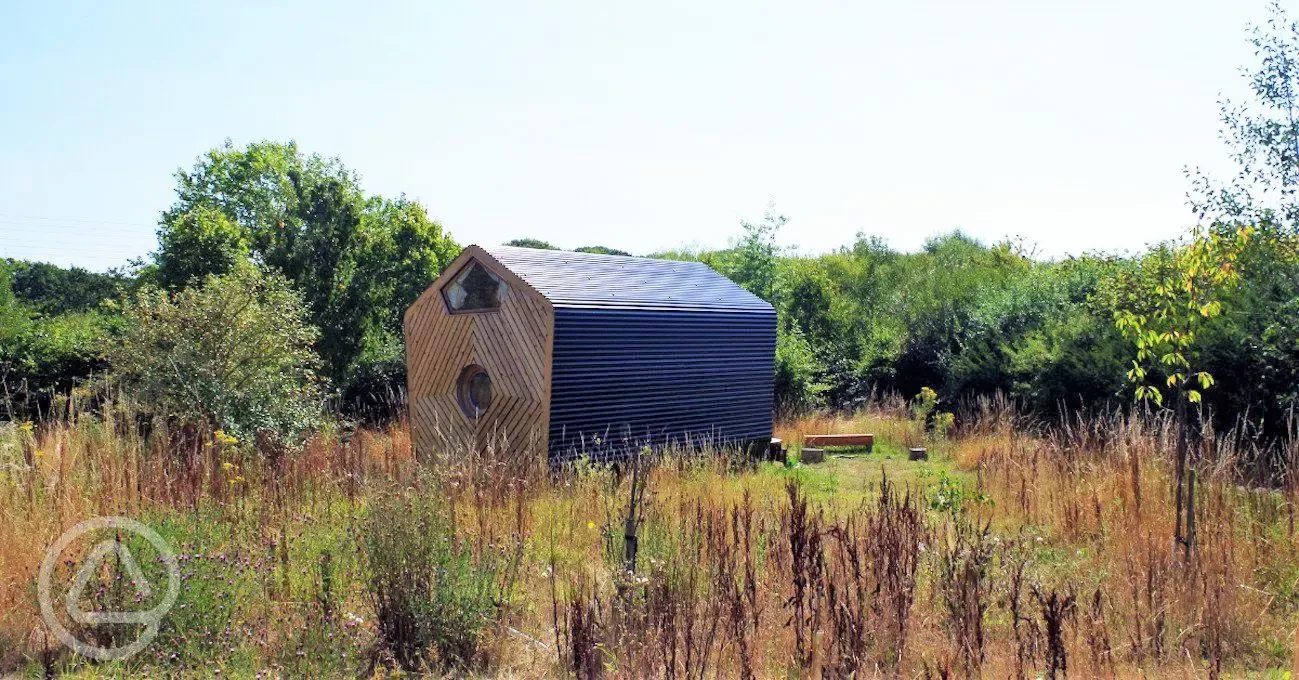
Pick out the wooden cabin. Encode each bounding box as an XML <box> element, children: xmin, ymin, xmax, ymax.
<box><xmin>403</xmin><ymin>245</ymin><xmax>776</xmax><ymax>462</ymax></box>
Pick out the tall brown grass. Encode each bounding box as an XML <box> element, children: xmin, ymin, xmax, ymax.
<box><xmin>1</xmin><ymin>397</ymin><xmax>1296</xmax><ymax>677</ymax></box>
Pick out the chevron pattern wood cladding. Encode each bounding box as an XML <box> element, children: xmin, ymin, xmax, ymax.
<box><xmin>403</xmin><ymin>246</ymin><xmax>554</xmax><ymax>462</ymax></box>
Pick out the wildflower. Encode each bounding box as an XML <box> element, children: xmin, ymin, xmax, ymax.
<box><xmin>586</xmin><ymin>521</ymin><xmax>597</xmax><ymax>531</ymax></box>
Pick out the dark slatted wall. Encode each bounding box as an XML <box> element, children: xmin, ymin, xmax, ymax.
<box><xmin>548</xmin><ymin>307</ymin><xmax>775</xmax><ymax>461</ymax></box>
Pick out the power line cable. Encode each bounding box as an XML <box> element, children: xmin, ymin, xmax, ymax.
<box><xmin>0</xmin><ymin>213</ymin><xmax>155</xmax><ymax>227</ymax></box>
<box><xmin>0</xmin><ymin>241</ymin><xmax>150</xmax><ymax>254</ymax></box>
<box><xmin>0</xmin><ymin>221</ymin><xmax>154</xmax><ymax>234</ymax></box>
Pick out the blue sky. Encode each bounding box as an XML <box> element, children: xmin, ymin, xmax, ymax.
<box><xmin>0</xmin><ymin>0</ymin><xmax>1265</xmax><ymax>270</ymax></box>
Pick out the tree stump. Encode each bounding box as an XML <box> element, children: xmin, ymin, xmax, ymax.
<box><xmin>768</xmin><ymin>438</ymin><xmax>785</xmax><ymax>462</ymax></box>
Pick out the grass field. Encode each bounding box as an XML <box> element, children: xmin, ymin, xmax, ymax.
<box><xmin>2</xmin><ymin>398</ymin><xmax>1297</xmax><ymax>678</ymax></box>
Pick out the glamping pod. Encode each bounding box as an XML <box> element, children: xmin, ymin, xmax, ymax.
<box><xmin>403</xmin><ymin>245</ymin><xmax>776</xmax><ymax>462</ymax></box>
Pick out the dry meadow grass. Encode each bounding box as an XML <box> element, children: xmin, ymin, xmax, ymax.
<box><xmin>1</xmin><ymin>398</ymin><xmax>1297</xmax><ymax>678</ymax></box>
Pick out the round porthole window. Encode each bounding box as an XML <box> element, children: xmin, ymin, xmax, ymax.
<box><xmin>456</xmin><ymin>365</ymin><xmax>493</xmax><ymax>418</ymax></box>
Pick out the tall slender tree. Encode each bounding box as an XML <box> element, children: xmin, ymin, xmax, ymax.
<box><xmin>1189</xmin><ymin>1</ymin><xmax>1299</xmax><ymax>233</ymax></box>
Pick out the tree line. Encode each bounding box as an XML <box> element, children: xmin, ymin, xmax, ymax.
<box><xmin>688</xmin><ymin>216</ymin><xmax>1294</xmax><ymax>435</ymax></box>
<box><xmin>3</xmin><ymin>3</ymin><xmax>1299</xmax><ymax>447</ymax></box>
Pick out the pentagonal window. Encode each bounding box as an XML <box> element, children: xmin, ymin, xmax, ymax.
<box><xmin>442</xmin><ymin>260</ymin><xmax>507</xmax><ymax>312</ymax></box>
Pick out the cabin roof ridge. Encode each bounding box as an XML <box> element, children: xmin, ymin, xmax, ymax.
<box><xmin>478</xmin><ymin>244</ymin><xmax>774</xmax><ymax>313</ymax></box>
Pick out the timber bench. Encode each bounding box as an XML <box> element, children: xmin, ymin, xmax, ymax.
<box><xmin>802</xmin><ymin>433</ymin><xmax>874</xmax><ymax>449</ymax></box>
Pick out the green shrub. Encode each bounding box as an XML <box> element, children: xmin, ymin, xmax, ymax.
<box><xmin>921</xmin><ymin>469</ymin><xmax>992</xmax><ymax>517</ymax></box>
<box><xmin>0</xmin><ymin>263</ymin><xmax>118</xmax><ymax>420</ymax></box>
<box><xmin>336</xmin><ymin>328</ymin><xmax>407</xmax><ymax>422</ymax></box>
<box><xmin>911</xmin><ymin>386</ymin><xmax>938</xmax><ymax>422</ymax></box>
<box><xmin>5</xmin><ymin>258</ymin><xmax>129</xmax><ymax>315</ymax></box>
<box><xmin>361</xmin><ymin>491</ymin><xmax>512</xmax><ymax>672</ymax></box>
<box><xmin>106</xmin><ymin>264</ymin><xmax>323</xmax><ymax>443</ymax></box>
<box><xmin>775</xmin><ymin>326</ymin><xmax>828</xmax><ymax>414</ymax></box>
<box><xmin>155</xmin><ymin>206</ymin><xmax>251</xmax><ymax>290</ymax></box>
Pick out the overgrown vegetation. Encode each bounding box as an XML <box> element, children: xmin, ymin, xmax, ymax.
<box><xmin>361</xmin><ymin>490</ymin><xmax>519</xmax><ymax>672</ymax></box>
<box><xmin>3</xmin><ymin>400</ymin><xmax>1297</xmax><ymax>677</ymax></box>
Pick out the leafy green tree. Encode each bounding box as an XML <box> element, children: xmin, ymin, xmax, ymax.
<box><xmin>1257</xmin><ymin>296</ymin><xmax>1299</xmax><ymax>414</ymax></box>
<box><xmin>1108</xmin><ymin>225</ymin><xmax>1254</xmax><ymax>559</ymax></box>
<box><xmin>883</xmin><ymin>233</ymin><xmax>1029</xmax><ymax>398</ymax></box>
<box><xmin>574</xmin><ymin>245</ymin><xmax>632</xmax><ymax>256</ymax></box>
<box><xmin>723</xmin><ymin>206</ymin><xmax>785</xmax><ymax>303</ymax></box>
<box><xmin>813</xmin><ymin>236</ymin><xmax>907</xmax><ymax>404</ymax></box>
<box><xmin>501</xmin><ymin>241</ymin><xmax>632</xmax><ymax>256</ymax></box>
<box><xmin>274</xmin><ymin>173</ymin><xmax>370</xmax><ymax>388</ymax></box>
<box><xmin>156</xmin><ymin>206</ymin><xmax>250</xmax><ymax>290</ymax></box>
<box><xmin>0</xmin><ymin>264</ymin><xmax>29</xmax><ymax>412</ymax></box>
<box><xmin>0</xmin><ymin>260</ymin><xmax>124</xmax><ymax>420</ymax></box>
<box><xmin>107</xmin><ymin>265</ymin><xmax>323</xmax><ymax>443</ymax></box>
<box><xmin>1189</xmin><ymin>1</ymin><xmax>1299</xmax><ymax>232</ymax></box>
<box><xmin>0</xmin><ymin>264</ymin><xmax>25</xmax><ymax>344</ymax></box>
<box><xmin>165</xmin><ymin>140</ymin><xmax>346</xmax><ymax>247</ymax></box>
<box><xmin>1110</xmin><ymin>228</ymin><xmax>1253</xmax><ymax>408</ymax></box>
<box><xmin>4</xmin><ymin>259</ymin><xmax>128</xmax><ymax>315</ymax></box>
<box><xmin>780</xmin><ymin>258</ymin><xmax>837</xmax><ymax>349</ymax></box>
<box><xmin>645</xmin><ymin>247</ymin><xmax>706</xmax><ymax>262</ymax></box>
<box><xmin>1165</xmin><ymin>0</ymin><xmax>1299</xmax><ymax>448</ymax></box>
<box><xmin>774</xmin><ymin>326</ymin><xmax>828</xmax><ymax>414</ymax></box>
<box><xmin>363</xmin><ymin>196</ymin><xmax>461</xmax><ymax>332</ymax></box>
<box><xmin>1184</xmin><ymin>229</ymin><xmax>1299</xmax><ymax>436</ymax></box>
<box><xmin>504</xmin><ymin>238</ymin><xmax>560</xmax><ymax>250</ymax></box>
<box><xmin>157</xmin><ymin>141</ymin><xmax>459</xmax><ymax>396</ymax></box>
<box><xmin>8</xmin><ymin>312</ymin><xmax>116</xmax><ymax>414</ymax></box>
<box><xmin>994</xmin><ymin>257</ymin><xmax>1129</xmax><ymax>413</ymax></box>
<box><xmin>944</xmin><ymin>253</ymin><xmax>1129</xmax><ymax>412</ymax></box>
